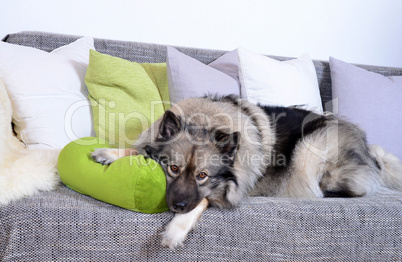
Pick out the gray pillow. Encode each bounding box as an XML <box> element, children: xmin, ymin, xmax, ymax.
<box><xmin>330</xmin><ymin>57</ymin><xmax>402</xmax><ymax>160</ymax></box>
<box><xmin>166</xmin><ymin>47</ymin><xmax>240</xmax><ymax>104</ymax></box>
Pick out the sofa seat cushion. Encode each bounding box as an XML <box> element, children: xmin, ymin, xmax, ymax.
<box><xmin>1</xmin><ymin>185</ymin><xmax>400</xmax><ymax>261</ymax></box>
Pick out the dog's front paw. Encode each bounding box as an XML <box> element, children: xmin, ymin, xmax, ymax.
<box><xmin>91</xmin><ymin>148</ymin><xmax>119</xmax><ymax>165</ymax></box>
<box><xmin>161</xmin><ymin>218</ymin><xmax>188</xmax><ymax>250</ymax></box>
<box><xmin>161</xmin><ymin>199</ymin><xmax>209</xmax><ymax>249</ymax></box>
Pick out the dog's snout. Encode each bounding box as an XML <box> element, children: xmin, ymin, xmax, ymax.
<box><xmin>172</xmin><ymin>200</ymin><xmax>188</xmax><ymax>212</ymax></box>
<box><xmin>166</xmin><ymin>173</ymin><xmax>200</xmax><ymax>213</ymax></box>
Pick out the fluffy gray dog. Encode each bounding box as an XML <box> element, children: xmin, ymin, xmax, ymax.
<box><xmin>92</xmin><ymin>95</ymin><xmax>402</xmax><ymax>249</ymax></box>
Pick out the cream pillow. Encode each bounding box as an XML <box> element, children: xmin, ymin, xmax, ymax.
<box><xmin>166</xmin><ymin>47</ymin><xmax>240</xmax><ymax>103</ymax></box>
<box><xmin>0</xmin><ymin>37</ymin><xmax>95</xmax><ymax>149</ymax></box>
<box><xmin>238</xmin><ymin>47</ymin><xmax>323</xmax><ymax>114</ymax></box>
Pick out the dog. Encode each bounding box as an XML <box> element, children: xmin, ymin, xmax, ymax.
<box><xmin>92</xmin><ymin>95</ymin><xmax>402</xmax><ymax>249</ymax></box>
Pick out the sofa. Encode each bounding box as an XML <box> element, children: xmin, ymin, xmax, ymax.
<box><xmin>0</xmin><ymin>31</ymin><xmax>401</xmax><ymax>261</ymax></box>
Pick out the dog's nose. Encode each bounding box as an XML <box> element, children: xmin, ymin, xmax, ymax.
<box><xmin>172</xmin><ymin>200</ymin><xmax>188</xmax><ymax>212</ymax></box>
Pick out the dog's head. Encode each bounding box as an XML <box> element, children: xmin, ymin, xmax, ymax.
<box><xmin>143</xmin><ymin>110</ymin><xmax>240</xmax><ymax>213</ymax></box>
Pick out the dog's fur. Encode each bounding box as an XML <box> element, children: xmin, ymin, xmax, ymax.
<box><xmin>92</xmin><ymin>95</ymin><xmax>402</xmax><ymax>249</ymax></box>
<box><xmin>0</xmin><ymin>79</ymin><xmax>60</xmax><ymax>205</ymax></box>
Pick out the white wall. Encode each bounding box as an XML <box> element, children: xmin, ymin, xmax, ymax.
<box><xmin>1</xmin><ymin>0</ymin><xmax>401</xmax><ymax>67</ymax></box>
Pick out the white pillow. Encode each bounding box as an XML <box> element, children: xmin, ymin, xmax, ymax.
<box><xmin>0</xmin><ymin>37</ymin><xmax>95</xmax><ymax>149</ymax></box>
<box><xmin>238</xmin><ymin>47</ymin><xmax>323</xmax><ymax>114</ymax></box>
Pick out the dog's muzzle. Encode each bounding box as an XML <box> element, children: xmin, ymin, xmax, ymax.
<box><xmin>166</xmin><ymin>186</ymin><xmax>201</xmax><ymax>214</ymax></box>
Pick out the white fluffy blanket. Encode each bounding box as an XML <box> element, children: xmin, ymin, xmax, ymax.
<box><xmin>0</xmin><ymin>79</ymin><xmax>60</xmax><ymax>205</ymax></box>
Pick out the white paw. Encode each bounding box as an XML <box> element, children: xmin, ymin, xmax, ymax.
<box><xmin>161</xmin><ymin>217</ymin><xmax>189</xmax><ymax>249</ymax></box>
<box><xmin>91</xmin><ymin>148</ymin><xmax>119</xmax><ymax>165</ymax></box>
<box><xmin>160</xmin><ymin>199</ymin><xmax>209</xmax><ymax>249</ymax></box>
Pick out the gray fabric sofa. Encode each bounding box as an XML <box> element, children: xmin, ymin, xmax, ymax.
<box><xmin>1</xmin><ymin>31</ymin><xmax>401</xmax><ymax>261</ymax></box>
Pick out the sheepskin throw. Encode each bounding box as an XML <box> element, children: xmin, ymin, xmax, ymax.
<box><xmin>0</xmin><ymin>78</ymin><xmax>60</xmax><ymax>205</ymax></box>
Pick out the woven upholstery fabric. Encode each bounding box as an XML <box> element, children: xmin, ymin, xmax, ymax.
<box><xmin>2</xmin><ymin>31</ymin><xmax>402</xmax><ymax>261</ymax></box>
<box><xmin>1</xmin><ymin>185</ymin><xmax>401</xmax><ymax>261</ymax></box>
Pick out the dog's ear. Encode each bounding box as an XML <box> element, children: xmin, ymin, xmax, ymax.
<box><xmin>213</xmin><ymin>130</ymin><xmax>240</xmax><ymax>156</ymax></box>
<box><xmin>143</xmin><ymin>145</ymin><xmax>168</xmax><ymax>163</ymax></box>
<box><xmin>143</xmin><ymin>145</ymin><xmax>157</xmax><ymax>156</ymax></box>
<box><xmin>158</xmin><ymin>110</ymin><xmax>182</xmax><ymax>141</ymax></box>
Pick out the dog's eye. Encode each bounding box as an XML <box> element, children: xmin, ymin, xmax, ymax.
<box><xmin>196</xmin><ymin>171</ymin><xmax>208</xmax><ymax>181</ymax></box>
<box><xmin>170</xmin><ymin>165</ymin><xmax>180</xmax><ymax>174</ymax></box>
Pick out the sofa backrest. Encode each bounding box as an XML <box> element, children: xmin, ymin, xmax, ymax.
<box><xmin>3</xmin><ymin>31</ymin><xmax>402</xmax><ymax>111</ymax></box>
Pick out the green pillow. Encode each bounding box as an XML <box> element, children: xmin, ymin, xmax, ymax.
<box><xmin>85</xmin><ymin>50</ymin><xmax>170</xmax><ymax>148</ymax></box>
<box><xmin>58</xmin><ymin>137</ymin><xmax>169</xmax><ymax>214</ymax></box>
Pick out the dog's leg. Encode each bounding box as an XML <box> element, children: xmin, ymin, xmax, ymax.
<box><xmin>161</xmin><ymin>198</ymin><xmax>209</xmax><ymax>249</ymax></box>
<box><xmin>91</xmin><ymin>148</ymin><xmax>138</xmax><ymax>165</ymax></box>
